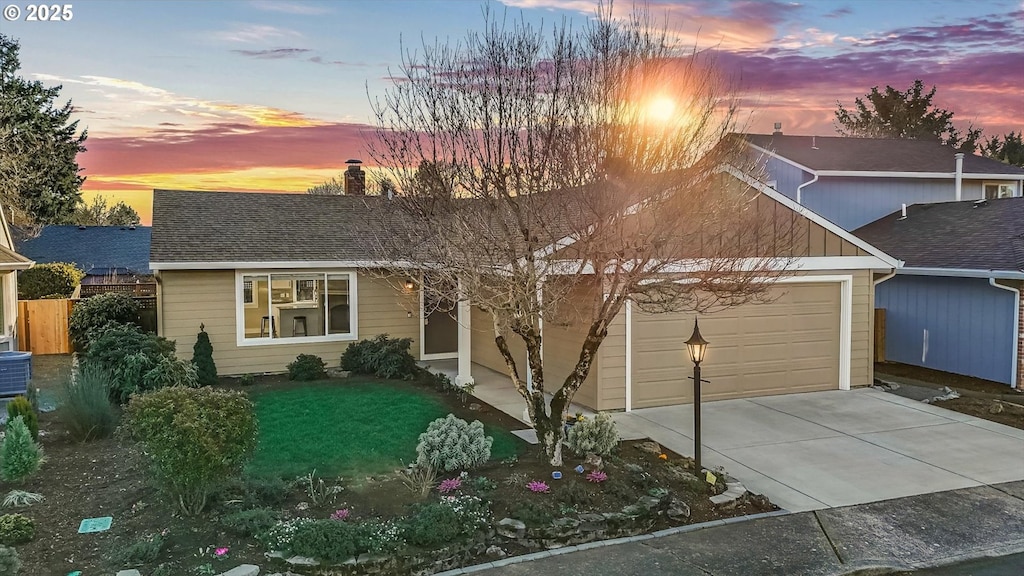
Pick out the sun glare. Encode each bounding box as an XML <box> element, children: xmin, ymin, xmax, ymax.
<box><xmin>647</xmin><ymin>96</ymin><xmax>677</xmax><ymax>122</ymax></box>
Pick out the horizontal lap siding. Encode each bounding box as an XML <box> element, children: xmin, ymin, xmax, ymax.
<box><xmin>543</xmin><ymin>284</ymin><xmax>600</xmax><ymax>410</ymax></box>
<box><xmin>159</xmin><ymin>270</ymin><xmax>418</xmax><ymax>375</ymax></box>
<box><xmin>598</xmin><ymin>308</ymin><xmax>626</xmax><ymax>410</ymax></box>
<box><xmin>470</xmin><ymin>306</ymin><xmax>526</xmax><ymax>380</ymax></box>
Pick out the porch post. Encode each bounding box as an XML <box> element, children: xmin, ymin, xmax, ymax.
<box><xmin>456</xmin><ymin>280</ymin><xmax>474</xmax><ymax>387</ymax></box>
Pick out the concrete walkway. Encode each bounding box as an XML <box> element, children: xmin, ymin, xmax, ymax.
<box><xmin>445</xmin><ymin>481</ymin><xmax>1024</xmax><ymax>576</ymax></box>
<box><xmin>428</xmin><ymin>361</ymin><xmax>1024</xmax><ymax>513</ymax></box>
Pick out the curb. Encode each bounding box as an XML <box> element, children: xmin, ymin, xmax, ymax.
<box><xmin>433</xmin><ymin>509</ymin><xmax>793</xmax><ymax>575</ymax></box>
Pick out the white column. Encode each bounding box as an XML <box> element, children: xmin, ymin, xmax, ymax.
<box><xmin>456</xmin><ymin>281</ymin><xmax>474</xmax><ymax>387</ymax></box>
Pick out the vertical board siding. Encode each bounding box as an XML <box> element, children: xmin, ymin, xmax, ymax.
<box><xmin>160</xmin><ymin>270</ymin><xmax>419</xmax><ymax>375</ymax></box>
<box><xmin>877</xmin><ymin>275</ymin><xmax>1015</xmax><ymax>385</ymax></box>
<box><xmin>765</xmin><ymin>156</ymin><xmax>810</xmax><ymax>199</ymax></box>
<box><xmin>800</xmin><ymin>177</ymin><xmax>985</xmax><ymax>231</ymax></box>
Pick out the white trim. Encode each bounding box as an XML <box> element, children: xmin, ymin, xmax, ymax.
<box><xmin>456</xmin><ymin>280</ymin><xmax>474</xmax><ymax>387</ymax></box>
<box><xmin>816</xmin><ymin>171</ymin><xmax>1024</xmax><ymax>180</ymax></box>
<box><xmin>746</xmin><ymin>142</ymin><xmax>817</xmax><ymax>174</ymax></box>
<box><xmin>153</xmin><ymin>260</ymin><xmax>419</xmax><ymax>271</ymax></box>
<box><xmin>625</xmin><ymin>298</ymin><xmax>632</xmax><ymax>412</ymax></box>
<box><xmin>723</xmin><ymin>165</ymin><xmax>902</xmax><ymax>268</ymax></box>
<box><xmin>896</xmin><ymin>267</ymin><xmax>1024</xmax><ymax>280</ymax></box>
<box><xmin>988</xmin><ymin>279</ymin><xmax>1020</xmax><ymax>389</ymax></box>
<box><xmin>234</xmin><ymin>269</ymin><xmax>359</xmax><ymax>348</ymax></box>
<box><xmin>551</xmin><ymin>256</ymin><xmax>895</xmax><ymax>275</ymax></box>
<box><xmin>775</xmin><ymin>274</ymin><xmax>854</xmax><ymax>391</ymax></box>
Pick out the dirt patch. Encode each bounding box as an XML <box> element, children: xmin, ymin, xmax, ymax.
<box><xmin>876</xmin><ymin>361</ymin><xmax>1020</xmax><ymax>397</ymax></box>
<box><xmin>18</xmin><ymin>369</ymin><xmax>776</xmax><ymax>575</ymax></box>
<box><xmin>930</xmin><ymin>397</ymin><xmax>1024</xmax><ymax>430</ymax></box>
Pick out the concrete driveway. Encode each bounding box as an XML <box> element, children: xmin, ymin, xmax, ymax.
<box><xmin>612</xmin><ymin>388</ymin><xmax>1024</xmax><ymax>512</ymax></box>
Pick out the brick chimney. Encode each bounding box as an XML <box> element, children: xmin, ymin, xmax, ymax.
<box><xmin>344</xmin><ymin>159</ymin><xmax>366</xmax><ymax>195</ymax></box>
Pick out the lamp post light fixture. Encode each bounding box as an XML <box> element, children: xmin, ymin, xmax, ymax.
<box><xmin>684</xmin><ymin>318</ymin><xmax>709</xmax><ymax>473</ymax></box>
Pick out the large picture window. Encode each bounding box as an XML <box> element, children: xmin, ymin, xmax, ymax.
<box><xmin>237</xmin><ymin>271</ymin><xmax>356</xmax><ymax>345</ymax></box>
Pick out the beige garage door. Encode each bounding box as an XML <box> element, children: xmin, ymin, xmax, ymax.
<box><xmin>631</xmin><ymin>282</ymin><xmax>841</xmax><ymax>408</ymax></box>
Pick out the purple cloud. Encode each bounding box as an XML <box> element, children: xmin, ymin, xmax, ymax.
<box><xmin>231</xmin><ymin>47</ymin><xmax>312</xmax><ymax>59</ymax></box>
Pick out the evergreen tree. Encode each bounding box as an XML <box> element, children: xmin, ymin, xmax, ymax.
<box><xmin>192</xmin><ymin>324</ymin><xmax>218</xmax><ymax>387</ymax></box>
<box><xmin>0</xmin><ymin>34</ymin><xmax>88</xmax><ymax>225</ymax></box>
<box><xmin>0</xmin><ymin>416</ymin><xmax>43</xmax><ymax>483</ymax></box>
<box><xmin>981</xmin><ymin>131</ymin><xmax>1024</xmax><ymax>168</ymax></box>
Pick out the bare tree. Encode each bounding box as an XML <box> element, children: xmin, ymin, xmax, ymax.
<box><xmin>368</xmin><ymin>5</ymin><xmax>802</xmax><ymax>465</ymax></box>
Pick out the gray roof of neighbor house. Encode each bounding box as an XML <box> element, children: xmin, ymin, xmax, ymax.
<box><xmin>150</xmin><ymin>190</ymin><xmax>410</xmax><ymax>263</ymax></box>
<box><xmin>854</xmin><ymin>197</ymin><xmax>1024</xmax><ymax>272</ymax></box>
<box><xmin>743</xmin><ymin>134</ymin><xmax>1024</xmax><ymax>175</ymax></box>
<box><xmin>15</xmin><ymin>225</ymin><xmax>152</xmax><ymax>274</ymax></box>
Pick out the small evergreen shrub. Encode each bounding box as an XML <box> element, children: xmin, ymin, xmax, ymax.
<box><xmin>124</xmin><ymin>387</ymin><xmax>257</xmax><ymax>515</ymax></box>
<box><xmin>0</xmin><ymin>417</ymin><xmax>44</xmax><ymax>484</ymax></box>
<box><xmin>220</xmin><ymin>475</ymin><xmax>289</xmax><ymax>509</ymax></box>
<box><xmin>17</xmin><ymin>262</ymin><xmax>84</xmax><ymax>300</ymax></box>
<box><xmin>141</xmin><ymin>355</ymin><xmax>199</xmax><ymax>391</ymax></box>
<box><xmin>219</xmin><ymin>508</ymin><xmax>280</xmax><ymax>537</ymax></box>
<box><xmin>107</xmin><ymin>532</ymin><xmax>164</xmax><ymax>566</ymax></box>
<box><xmin>238</xmin><ymin>374</ymin><xmax>256</xmax><ymax>386</ymax></box>
<box><xmin>0</xmin><ymin>544</ymin><xmax>19</xmax><ymax>575</ymax></box>
<box><xmin>4</xmin><ymin>398</ymin><xmax>37</xmax><ymax>440</ymax></box>
<box><xmin>60</xmin><ymin>365</ymin><xmax>118</xmax><ymax>441</ymax></box>
<box><xmin>340</xmin><ymin>334</ymin><xmax>417</xmax><ymax>379</ymax></box>
<box><xmin>566</xmin><ymin>412</ymin><xmax>619</xmax><ymax>456</ymax></box>
<box><xmin>69</xmin><ymin>292</ymin><xmax>141</xmax><ymax>350</ymax></box>
<box><xmin>402</xmin><ymin>495</ymin><xmax>488</xmax><ymax>548</ymax></box>
<box><xmin>192</xmin><ymin>324</ymin><xmax>218</xmax><ymax>386</ymax></box>
<box><xmin>287</xmin><ymin>354</ymin><xmax>327</xmax><ymax>381</ymax></box>
<box><xmin>415</xmin><ymin>414</ymin><xmax>492</xmax><ymax>472</ymax></box>
<box><xmin>0</xmin><ymin>514</ymin><xmax>34</xmax><ymax>546</ymax></box>
<box><xmin>289</xmin><ymin>519</ymin><xmax>366</xmax><ymax>562</ymax></box>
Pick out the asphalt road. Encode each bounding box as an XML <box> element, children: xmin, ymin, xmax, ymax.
<box><xmin>904</xmin><ymin>552</ymin><xmax>1024</xmax><ymax>576</ymax></box>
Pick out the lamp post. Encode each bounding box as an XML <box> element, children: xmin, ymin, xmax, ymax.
<box><xmin>684</xmin><ymin>318</ymin><xmax>709</xmax><ymax>473</ymax></box>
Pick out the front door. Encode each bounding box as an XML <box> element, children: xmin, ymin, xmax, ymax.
<box><xmin>422</xmin><ymin>274</ymin><xmax>459</xmax><ymax>358</ymax></box>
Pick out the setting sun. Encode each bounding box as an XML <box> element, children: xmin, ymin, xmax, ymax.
<box><xmin>647</xmin><ymin>96</ymin><xmax>677</xmax><ymax>122</ymax></box>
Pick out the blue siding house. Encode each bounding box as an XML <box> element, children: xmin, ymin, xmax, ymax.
<box><xmin>744</xmin><ymin>133</ymin><xmax>1024</xmax><ymax>231</ymax></box>
<box><xmin>856</xmin><ymin>198</ymin><xmax>1023</xmax><ymax>387</ymax></box>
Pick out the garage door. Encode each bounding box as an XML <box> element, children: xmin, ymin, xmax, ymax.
<box><xmin>631</xmin><ymin>282</ymin><xmax>841</xmax><ymax>408</ymax></box>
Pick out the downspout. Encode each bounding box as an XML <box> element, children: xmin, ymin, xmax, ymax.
<box><xmin>796</xmin><ymin>172</ymin><xmax>818</xmax><ymax>205</ymax></box>
<box><xmin>954</xmin><ymin>153</ymin><xmax>964</xmax><ymax>201</ymax></box>
<box><xmin>989</xmin><ymin>278</ymin><xmax>1020</xmax><ymax>388</ymax></box>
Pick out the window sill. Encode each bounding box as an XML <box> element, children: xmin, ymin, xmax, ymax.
<box><xmin>236</xmin><ymin>333</ymin><xmax>358</xmax><ymax>347</ymax></box>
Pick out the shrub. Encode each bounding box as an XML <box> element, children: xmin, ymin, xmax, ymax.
<box><xmin>289</xmin><ymin>519</ymin><xmax>366</xmax><ymax>562</ymax></box>
<box><xmin>5</xmin><ymin>398</ymin><xmax>37</xmax><ymax>440</ymax></box>
<box><xmin>69</xmin><ymin>292</ymin><xmax>141</xmax><ymax>349</ymax></box>
<box><xmin>0</xmin><ymin>417</ymin><xmax>43</xmax><ymax>484</ymax></box>
<box><xmin>0</xmin><ymin>544</ymin><xmax>19</xmax><ymax>575</ymax></box>
<box><xmin>108</xmin><ymin>532</ymin><xmax>164</xmax><ymax>566</ymax></box>
<box><xmin>566</xmin><ymin>412</ymin><xmax>619</xmax><ymax>456</ymax></box>
<box><xmin>60</xmin><ymin>365</ymin><xmax>118</xmax><ymax>441</ymax></box>
<box><xmin>220</xmin><ymin>475</ymin><xmax>290</xmax><ymax>509</ymax></box>
<box><xmin>287</xmin><ymin>354</ymin><xmax>327</xmax><ymax>381</ymax></box>
<box><xmin>402</xmin><ymin>495</ymin><xmax>488</xmax><ymax>548</ymax></box>
<box><xmin>1</xmin><ymin>491</ymin><xmax>43</xmax><ymax>509</ymax></box>
<box><xmin>238</xmin><ymin>374</ymin><xmax>256</xmax><ymax>386</ymax></box>
<box><xmin>340</xmin><ymin>334</ymin><xmax>417</xmax><ymax>379</ymax></box>
<box><xmin>17</xmin><ymin>262</ymin><xmax>84</xmax><ymax>300</ymax></box>
<box><xmin>124</xmin><ymin>387</ymin><xmax>258</xmax><ymax>515</ymax></box>
<box><xmin>0</xmin><ymin>514</ymin><xmax>34</xmax><ymax>546</ymax></box>
<box><xmin>141</xmin><ymin>355</ymin><xmax>199</xmax><ymax>391</ymax></box>
<box><xmin>192</xmin><ymin>324</ymin><xmax>218</xmax><ymax>386</ymax></box>
<box><xmin>83</xmin><ymin>324</ymin><xmax>179</xmax><ymax>403</ymax></box>
<box><xmin>258</xmin><ymin>517</ymin><xmax>314</xmax><ymax>554</ymax></box>
<box><xmin>219</xmin><ymin>508</ymin><xmax>279</xmax><ymax>537</ymax></box>
<box><xmin>415</xmin><ymin>414</ymin><xmax>492</xmax><ymax>472</ymax></box>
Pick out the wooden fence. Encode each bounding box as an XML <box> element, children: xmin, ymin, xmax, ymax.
<box><xmin>17</xmin><ymin>299</ymin><xmax>74</xmax><ymax>355</ymax></box>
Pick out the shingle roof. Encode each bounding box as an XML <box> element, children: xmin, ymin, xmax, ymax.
<box><xmin>150</xmin><ymin>190</ymin><xmax>407</xmax><ymax>263</ymax></box>
<box><xmin>854</xmin><ymin>197</ymin><xmax>1024</xmax><ymax>272</ymax></box>
<box><xmin>743</xmin><ymin>134</ymin><xmax>1024</xmax><ymax>175</ymax></box>
<box><xmin>15</xmin><ymin>226</ymin><xmax>152</xmax><ymax>274</ymax></box>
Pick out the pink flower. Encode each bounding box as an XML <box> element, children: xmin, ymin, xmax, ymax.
<box><xmin>438</xmin><ymin>477</ymin><xmax>462</xmax><ymax>494</ymax></box>
<box><xmin>214</xmin><ymin>547</ymin><xmax>229</xmax><ymax>557</ymax></box>
<box><xmin>330</xmin><ymin>508</ymin><xmax>350</xmax><ymax>521</ymax></box>
<box><xmin>587</xmin><ymin>470</ymin><xmax>608</xmax><ymax>483</ymax></box>
<box><xmin>527</xmin><ymin>480</ymin><xmax>550</xmax><ymax>493</ymax></box>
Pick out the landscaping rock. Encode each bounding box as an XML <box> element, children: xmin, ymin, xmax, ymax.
<box><xmin>496</xmin><ymin>517</ymin><xmax>526</xmax><ymax>539</ymax></box>
<box><xmin>667</xmin><ymin>502</ymin><xmax>691</xmax><ymax>520</ymax></box>
<box><xmin>216</xmin><ymin>565</ymin><xmax>260</xmax><ymax>576</ymax></box>
<box><xmin>989</xmin><ymin>401</ymin><xmax>1005</xmax><ymax>414</ymax></box>
<box><xmin>635</xmin><ymin>440</ymin><xmax>663</xmax><ymax>455</ymax></box>
<box><xmin>584</xmin><ymin>452</ymin><xmax>604</xmax><ymax>470</ymax></box>
<box><xmin>485</xmin><ymin>545</ymin><xmax>507</xmax><ymax>558</ymax></box>
<box><xmin>578</xmin><ymin>512</ymin><xmax>606</xmax><ymax>531</ymax></box>
<box><xmin>116</xmin><ymin>570</ymin><xmax>142</xmax><ymax>576</ymax></box>
<box><xmin>710</xmin><ymin>481</ymin><xmax>748</xmax><ymax>508</ymax></box>
<box><xmin>468</xmin><ymin>402</ymin><xmax>482</xmax><ymax>411</ymax></box>
<box><xmin>637</xmin><ymin>495</ymin><xmax>662</xmax><ymax>511</ymax></box>
<box><xmin>284</xmin><ymin>555</ymin><xmax>319</xmax><ymax>566</ymax></box>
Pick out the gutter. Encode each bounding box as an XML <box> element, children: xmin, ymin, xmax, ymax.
<box><xmin>989</xmin><ymin>279</ymin><xmax>1020</xmax><ymax>389</ymax></box>
<box><xmin>796</xmin><ymin>172</ymin><xmax>818</xmax><ymax>205</ymax></box>
<box><xmin>896</xmin><ymin>267</ymin><xmax>1024</xmax><ymax>280</ymax></box>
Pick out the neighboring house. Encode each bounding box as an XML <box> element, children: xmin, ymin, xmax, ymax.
<box><xmin>856</xmin><ymin>197</ymin><xmax>1022</xmax><ymax>388</ymax></box>
<box><xmin>0</xmin><ymin>212</ymin><xmax>35</xmax><ymax>352</ymax></box>
<box><xmin>15</xmin><ymin>225</ymin><xmax>154</xmax><ymax>296</ymax></box>
<box><xmin>743</xmin><ymin>133</ymin><xmax>1024</xmax><ymax>231</ymax></box>
<box><xmin>151</xmin><ymin>169</ymin><xmax>897</xmax><ymax>411</ymax></box>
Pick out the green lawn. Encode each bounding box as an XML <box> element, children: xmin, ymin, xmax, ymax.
<box><xmin>247</xmin><ymin>381</ymin><xmax>521</xmax><ymax>478</ymax></box>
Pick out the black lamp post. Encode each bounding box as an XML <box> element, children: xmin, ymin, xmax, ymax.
<box><xmin>684</xmin><ymin>318</ymin><xmax>709</xmax><ymax>473</ymax></box>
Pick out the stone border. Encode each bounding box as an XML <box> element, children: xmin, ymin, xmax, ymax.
<box><xmin>433</xmin><ymin>509</ymin><xmax>792</xmax><ymax>575</ymax></box>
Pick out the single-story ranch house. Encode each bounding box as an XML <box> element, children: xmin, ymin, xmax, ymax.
<box><xmin>150</xmin><ymin>172</ymin><xmax>899</xmax><ymax>411</ymax></box>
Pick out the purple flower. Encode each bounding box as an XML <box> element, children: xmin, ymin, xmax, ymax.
<box><xmin>586</xmin><ymin>470</ymin><xmax>608</xmax><ymax>483</ymax></box>
<box><xmin>214</xmin><ymin>547</ymin><xmax>229</xmax><ymax>557</ymax></box>
<box><xmin>527</xmin><ymin>480</ymin><xmax>550</xmax><ymax>493</ymax></box>
<box><xmin>438</xmin><ymin>477</ymin><xmax>462</xmax><ymax>494</ymax></box>
<box><xmin>330</xmin><ymin>508</ymin><xmax>350</xmax><ymax>521</ymax></box>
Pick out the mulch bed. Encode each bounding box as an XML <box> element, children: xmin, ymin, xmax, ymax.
<box><xmin>17</xmin><ymin>371</ymin><xmax>776</xmax><ymax>575</ymax></box>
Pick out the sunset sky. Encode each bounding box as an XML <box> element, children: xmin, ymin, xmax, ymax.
<box><xmin>6</xmin><ymin>0</ymin><xmax>1022</xmax><ymax>224</ymax></box>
